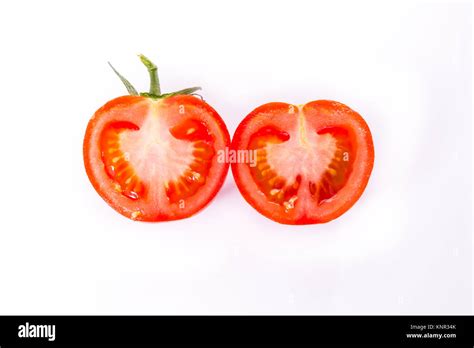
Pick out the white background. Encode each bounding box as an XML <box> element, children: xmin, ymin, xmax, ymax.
<box><xmin>0</xmin><ymin>0</ymin><xmax>471</xmax><ymax>314</ymax></box>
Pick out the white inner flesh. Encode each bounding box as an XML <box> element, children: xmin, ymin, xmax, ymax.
<box><xmin>265</xmin><ymin>110</ymin><xmax>337</xmax><ymax>185</ymax></box>
<box><xmin>118</xmin><ymin>102</ymin><xmax>195</xmax><ymax>195</ymax></box>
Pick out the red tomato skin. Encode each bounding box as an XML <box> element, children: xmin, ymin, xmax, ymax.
<box><xmin>84</xmin><ymin>95</ymin><xmax>230</xmax><ymax>222</ymax></box>
<box><xmin>231</xmin><ymin>100</ymin><xmax>374</xmax><ymax>225</ymax></box>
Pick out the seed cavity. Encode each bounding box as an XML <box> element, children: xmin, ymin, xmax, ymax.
<box><xmin>248</xmin><ymin>127</ymin><xmax>301</xmax><ymax>211</ymax></box>
<box><xmin>165</xmin><ymin>139</ymin><xmax>215</xmax><ymax>204</ymax></box>
<box><xmin>308</xmin><ymin>128</ymin><xmax>355</xmax><ymax>204</ymax></box>
<box><xmin>100</xmin><ymin>122</ymin><xmax>145</xmax><ymax>201</ymax></box>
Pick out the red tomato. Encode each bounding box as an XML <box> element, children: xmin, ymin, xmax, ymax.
<box><xmin>231</xmin><ymin>101</ymin><xmax>374</xmax><ymax>225</ymax></box>
<box><xmin>84</xmin><ymin>55</ymin><xmax>230</xmax><ymax>221</ymax></box>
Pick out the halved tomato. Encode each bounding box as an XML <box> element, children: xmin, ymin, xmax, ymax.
<box><xmin>231</xmin><ymin>101</ymin><xmax>374</xmax><ymax>225</ymax></box>
<box><xmin>84</xmin><ymin>55</ymin><xmax>230</xmax><ymax>221</ymax></box>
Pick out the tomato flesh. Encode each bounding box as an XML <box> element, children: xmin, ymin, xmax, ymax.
<box><xmin>84</xmin><ymin>95</ymin><xmax>230</xmax><ymax>221</ymax></box>
<box><xmin>231</xmin><ymin>100</ymin><xmax>374</xmax><ymax>225</ymax></box>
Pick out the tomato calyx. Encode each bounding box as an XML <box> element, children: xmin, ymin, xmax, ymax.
<box><xmin>108</xmin><ymin>54</ymin><xmax>202</xmax><ymax>100</ymax></box>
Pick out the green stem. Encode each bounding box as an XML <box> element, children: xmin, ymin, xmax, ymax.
<box><xmin>138</xmin><ymin>54</ymin><xmax>161</xmax><ymax>96</ymax></box>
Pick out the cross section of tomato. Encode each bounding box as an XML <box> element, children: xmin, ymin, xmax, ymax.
<box><xmin>84</xmin><ymin>55</ymin><xmax>230</xmax><ymax>221</ymax></box>
<box><xmin>231</xmin><ymin>101</ymin><xmax>374</xmax><ymax>225</ymax></box>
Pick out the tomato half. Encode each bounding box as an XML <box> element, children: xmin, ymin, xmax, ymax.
<box><xmin>84</xmin><ymin>56</ymin><xmax>230</xmax><ymax>221</ymax></box>
<box><xmin>231</xmin><ymin>100</ymin><xmax>374</xmax><ymax>225</ymax></box>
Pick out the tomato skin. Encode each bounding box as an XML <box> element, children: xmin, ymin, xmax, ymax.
<box><xmin>84</xmin><ymin>95</ymin><xmax>230</xmax><ymax>222</ymax></box>
<box><xmin>231</xmin><ymin>100</ymin><xmax>374</xmax><ymax>225</ymax></box>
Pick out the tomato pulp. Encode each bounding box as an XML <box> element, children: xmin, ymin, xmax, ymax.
<box><xmin>84</xmin><ymin>55</ymin><xmax>230</xmax><ymax>221</ymax></box>
<box><xmin>231</xmin><ymin>101</ymin><xmax>374</xmax><ymax>225</ymax></box>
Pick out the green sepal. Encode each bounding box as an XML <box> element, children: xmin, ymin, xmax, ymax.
<box><xmin>160</xmin><ymin>87</ymin><xmax>202</xmax><ymax>98</ymax></box>
<box><xmin>108</xmin><ymin>62</ymin><xmax>138</xmax><ymax>96</ymax></box>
